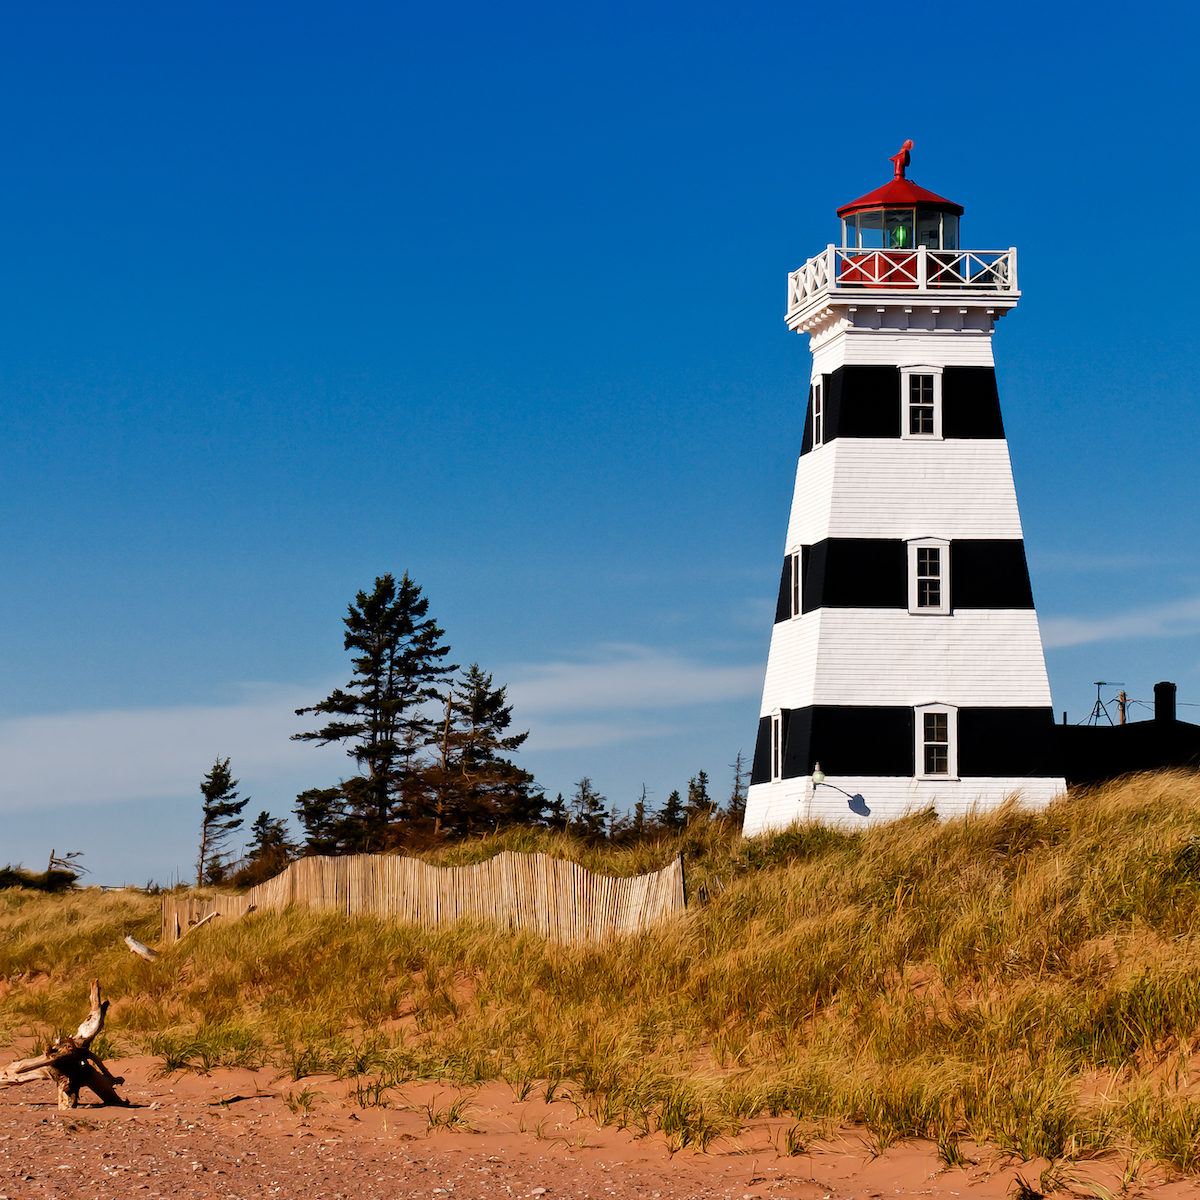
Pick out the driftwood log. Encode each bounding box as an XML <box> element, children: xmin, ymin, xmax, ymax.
<box><xmin>124</xmin><ymin>935</ymin><xmax>158</xmax><ymax>961</ymax></box>
<box><xmin>0</xmin><ymin>979</ymin><xmax>128</xmax><ymax>1109</ymax></box>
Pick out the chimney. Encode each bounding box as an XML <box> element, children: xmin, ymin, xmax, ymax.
<box><xmin>1154</xmin><ymin>681</ymin><xmax>1177</xmax><ymax>722</ymax></box>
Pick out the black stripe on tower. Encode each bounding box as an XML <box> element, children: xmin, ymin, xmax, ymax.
<box><xmin>798</xmin><ymin>366</ymin><xmax>1005</xmax><ymax>454</ymax></box>
<box><xmin>950</xmin><ymin>540</ymin><xmax>1034</xmax><ymax>608</ymax></box>
<box><xmin>943</xmin><ymin>367</ymin><xmax>1005</xmax><ymax>439</ymax></box>
<box><xmin>748</xmin><ymin>705</ymin><xmax>1060</xmax><ymax>784</ymax></box>
<box><xmin>956</xmin><ymin>709</ymin><xmax>1061</xmax><ymax>776</ymax></box>
<box><xmin>775</xmin><ymin>558</ymin><xmax>791</xmax><ymax>623</ymax></box>
<box><xmin>773</xmin><ymin>538</ymin><xmax>1034</xmax><ymax>621</ymax></box>
<box><xmin>827</xmin><ymin>366</ymin><xmax>899</xmax><ymax>438</ymax></box>
<box><xmin>782</xmin><ymin>706</ymin><xmax>916</xmax><ymax>778</ymax></box>
<box><xmin>801</xmin><ymin>539</ymin><xmax>907</xmax><ymax>610</ymax></box>
<box><xmin>751</xmin><ymin>715</ymin><xmax>772</xmax><ymax>784</ymax></box>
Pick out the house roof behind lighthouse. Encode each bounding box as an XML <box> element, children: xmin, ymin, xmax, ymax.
<box><xmin>837</xmin><ymin>140</ymin><xmax>964</xmax><ymax>217</ymax></box>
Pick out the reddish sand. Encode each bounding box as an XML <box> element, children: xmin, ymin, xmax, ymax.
<box><xmin>0</xmin><ymin>1056</ymin><xmax>1192</xmax><ymax>1198</ymax></box>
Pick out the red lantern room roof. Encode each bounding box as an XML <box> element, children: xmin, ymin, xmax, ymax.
<box><xmin>836</xmin><ymin>140</ymin><xmax>964</xmax><ymax>218</ymax></box>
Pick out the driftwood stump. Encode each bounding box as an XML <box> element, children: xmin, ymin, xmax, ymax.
<box><xmin>0</xmin><ymin>978</ymin><xmax>128</xmax><ymax>1109</ymax></box>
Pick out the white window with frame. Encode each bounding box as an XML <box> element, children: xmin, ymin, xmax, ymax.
<box><xmin>770</xmin><ymin>710</ymin><xmax>783</xmax><ymax>782</ymax></box>
<box><xmin>908</xmin><ymin>538</ymin><xmax>950</xmax><ymax>615</ymax></box>
<box><xmin>811</xmin><ymin>377</ymin><xmax>824</xmax><ymax>447</ymax></box>
<box><xmin>787</xmin><ymin>550</ymin><xmax>802</xmax><ymax>618</ymax></box>
<box><xmin>900</xmin><ymin>365</ymin><xmax>943</xmax><ymax>440</ymax></box>
<box><xmin>915</xmin><ymin>703</ymin><xmax>958</xmax><ymax>779</ymax></box>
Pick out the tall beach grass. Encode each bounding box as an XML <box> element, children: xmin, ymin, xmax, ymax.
<box><xmin>5</xmin><ymin>770</ymin><xmax>1200</xmax><ymax>1166</ymax></box>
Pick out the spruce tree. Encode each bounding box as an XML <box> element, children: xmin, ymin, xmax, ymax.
<box><xmin>428</xmin><ymin>663</ymin><xmax>540</xmax><ymax>834</ymax></box>
<box><xmin>607</xmin><ymin>807</ymin><xmax>632</xmax><ymax>843</ymax></box>
<box><xmin>571</xmin><ymin>777</ymin><xmax>609</xmax><ymax>839</ymax></box>
<box><xmin>196</xmin><ymin>758</ymin><xmax>250</xmax><ymax>886</ymax></box>
<box><xmin>659</xmin><ymin>788</ymin><xmax>685</xmax><ymax>831</ymax></box>
<box><xmin>246</xmin><ymin>811</ymin><xmax>295</xmax><ymax>864</ymax></box>
<box><xmin>293</xmin><ymin>573</ymin><xmax>454</xmax><ymax>847</ymax></box>
<box><xmin>546</xmin><ymin>792</ymin><xmax>568</xmax><ymax>830</ymax></box>
<box><xmin>294</xmin><ymin>786</ymin><xmax>350</xmax><ymax>855</ymax></box>
<box><xmin>727</xmin><ymin>750</ymin><xmax>749</xmax><ymax>822</ymax></box>
<box><xmin>633</xmin><ymin>785</ymin><xmax>648</xmax><ymax>836</ymax></box>
<box><xmin>230</xmin><ymin>811</ymin><xmax>297</xmax><ymax>887</ymax></box>
<box><xmin>686</xmin><ymin>770</ymin><xmax>713</xmax><ymax>818</ymax></box>
<box><xmin>498</xmin><ymin>782</ymin><xmax>549</xmax><ymax>828</ymax></box>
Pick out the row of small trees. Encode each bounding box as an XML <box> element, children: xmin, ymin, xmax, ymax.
<box><xmin>196</xmin><ymin>572</ymin><xmax>748</xmax><ymax>885</ymax></box>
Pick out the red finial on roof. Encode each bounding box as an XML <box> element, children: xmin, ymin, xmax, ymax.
<box><xmin>836</xmin><ymin>143</ymin><xmax>962</xmax><ymax>218</ymax></box>
<box><xmin>890</xmin><ymin>140</ymin><xmax>914</xmax><ymax>180</ymax></box>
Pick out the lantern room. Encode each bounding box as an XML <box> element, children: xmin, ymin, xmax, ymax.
<box><xmin>837</xmin><ymin>140</ymin><xmax>963</xmax><ymax>251</ymax></box>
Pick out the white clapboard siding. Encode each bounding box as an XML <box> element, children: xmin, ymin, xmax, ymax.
<box><xmin>787</xmin><ymin>440</ymin><xmax>1025</xmax><ymax>547</ymax></box>
<box><xmin>812</xmin><ymin>330</ymin><xmax>996</xmax><ymax>376</ymax></box>
<box><xmin>743</xmin><ymin>773</ymin><xmax>1063</xmax><ymax>837</ymax></box>
<box><xmin>761</xmin><ymin>609</ymin><xmax>1053</xmax><ymax>712</ymax></box>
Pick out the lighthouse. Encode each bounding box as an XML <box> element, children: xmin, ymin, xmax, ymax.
<box><xmin>742</xmin><ymin>143</ymin><xmax>1065</xmax><ymax>836</ymax></box>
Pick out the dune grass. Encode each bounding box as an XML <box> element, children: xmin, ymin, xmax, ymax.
<box><xmin>6</xmin><ymin>771</ymin><xmax>1200</xmax><ymax>1167</ymax></box>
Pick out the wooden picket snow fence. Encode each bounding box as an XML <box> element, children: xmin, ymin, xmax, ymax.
<box><xmin>161</xmin><ymin>850</ymin><xmax>686</xmax><ymax>946</ymax></box>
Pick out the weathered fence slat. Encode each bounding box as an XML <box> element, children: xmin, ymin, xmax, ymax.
<box><xmin>162</xmin><ymin>851</ymin><xmax>685</xmax><ymax>946</ymax></box>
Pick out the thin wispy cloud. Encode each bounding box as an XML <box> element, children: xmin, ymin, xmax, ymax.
<box><xmin>0</xmin><ymin>648</ymin><xmax>764</xmax><ymax>814</ymax></box>
<box><xmin>506</xmin><ymin>645</ymin><xmax>761</xmax><ymax>752</ymax></box>
<box><xmin>1042</xmin><ymin>593</ymin><xmax>1200</xmax><ymax>649</ymax></box>
<box><xmin>505</xmin><ymin>645</ymin><xmax>762</xmax><ymax>714</ymax></box>
<box><xmin>0</xmin><ymin>685</ymin><xmax>344</xmax><ymax>817</ymax></box>
<box><xmin>520</xmin><ymin>718</ymin><xmax>682</xmax><ymax>752</ymax></box>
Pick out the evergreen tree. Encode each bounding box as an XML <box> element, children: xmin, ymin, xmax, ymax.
<box><xmin>546</xmin><ymin>792</ymin><xmax>568</xmax><ymax>830</ymax></box>
<box><xmin>247</xmin><ymin>810</ymin><xmax>296</xmax><ymax>863</ymax></box>
<box><xmin>686</xmin><ymin>770</ymin><xmax>714</xmax><ymax>818</ymax></box>
<box><xmin>571</xmin><ymin>776</ymin><xmax>609</xmax><ymax>839</ymax></box>
<box><xmin>727</xmin><ymin>749</ymin><xmax>749</xmax><ymax>823</ymax></box>
<box><xmin>428</xmin><ymin>663</ymin><xmax>539</xmax><ymax>835</ymax></box>
<box><xmin>659</xmin><ymin>788</ymin><xmax>685</xmax><ymax>831</ymax></box>
<box><xmin>230</xmin><ymin>811</ymin><xmax>297</xmax><ymax>887</ymax></box>
<box><xmin>394</xmin><ymin>726</ymin><xmax>434</xmax><ymax>836</ymax></box>
<box><xmin>497</xmin><ymin>781</ymin><xmax>549</xmax><ymax>828</ymax></box>
<box><xmin>196</xmin><ymin>758</ymin><xmax>250</xmax><ymax>886</ymax></box>
<box><xmin>293</xmin><ymin>573</ymin><xmax>454</xmax><ymax>846</ymax></box>
<box><xmin>294</xmin><ymin>786</ymin><xmax>349</xmax><ymax>855</ymax></box>
<box><xmin>608</xmin><ymin>807</ymin><xmax>632</xmax><ymax>842</ymax></box>
<box><xmin>633</xmin><ymin>785</ymin><xmax>648</xmax><ymax>836</ymax></box>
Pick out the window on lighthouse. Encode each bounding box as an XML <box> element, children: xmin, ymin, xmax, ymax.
<box><xmin>923</xmin><ymin>713</ymin><xmax>949</xmax><ymax>774</ymax></box>
<box><xmin>900</xmin><ymin>366</ymin><xmax>943</xmax><ymax>440</ymax></box>
<box><xmin>917</xmin><ymin>547</ymin><xmax>940</xmax><ymax>606</ymax></box>
<box><xmin>771</xmin><ymin>713</ymin><xmax>782</xmax><ymax>782</ymax></box>
<box><xmin>915</xmin><ymin>704</ymin><xmax>958</xmax><ymax>779</ymax></box>
<box><xmin>811</xmin><ymin>380</ymin><xmax>824</xmax><ymax>446</ymax></box>
<box><xmin>908</xmin><ymin>538</ymin><xmax>951</xmax><ymax>615</ymax></box>
<box><xmin>909</xmin><ymin>376</ymin><xmax>935</xmax><ymax>434</ymax></box>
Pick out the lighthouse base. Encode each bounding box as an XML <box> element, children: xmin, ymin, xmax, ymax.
<box><xmin>742</xmin><ymin>774</ymin><xmax>1066</xmax><ymax>837</ymax></box>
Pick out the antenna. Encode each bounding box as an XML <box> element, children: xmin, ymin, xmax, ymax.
<box><xmin>1085</xmin><ymin>681</ymin><xmax>1124</xmax><ymax>726</ymax></box>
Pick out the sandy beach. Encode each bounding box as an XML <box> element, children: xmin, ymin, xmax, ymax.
<box><xmin>1</xmin><ymin>1056</ymin><xmax>1191</xmax><ymax>1199</ymax></box>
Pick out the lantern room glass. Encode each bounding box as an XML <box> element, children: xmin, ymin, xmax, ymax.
<box><xmin>884</xmin><ymin>209</ymin><xmax>914</xmax><ymax>249</ymax></box>
<box><xmin>842</xmin><ymin>209</ymin><xmax>959</xmax><ymax>250</ymax></box>
<box><xmin>852</xmin><ymin>210</ymin><xmax>885</xmax><ymax>249</ymax></box>
<box><xmin>916</xmin><ymin>212</ymin><xmax>941</xmax><ymax>249</ymax></box>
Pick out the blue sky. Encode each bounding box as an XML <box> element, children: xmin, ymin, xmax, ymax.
<box><xmin>2</xmin><ymin>2</ymin><xmax>1199</xmax><ymax>883</ymax></box>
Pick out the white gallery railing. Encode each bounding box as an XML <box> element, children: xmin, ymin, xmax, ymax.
<box><xmin>788</xmin><ymin>245</ymin><xmax>1018</xmax><ymax>312</ymax></box>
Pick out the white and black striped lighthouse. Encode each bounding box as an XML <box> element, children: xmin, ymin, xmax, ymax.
<box><xmin>742</xmin><ymin>143</ymin><xmax>1064</xmax><ymax>836</ymax></box>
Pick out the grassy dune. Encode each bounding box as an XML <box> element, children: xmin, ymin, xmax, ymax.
<box><xmin>6</xmin><ymin>770</ymin><xmax>1200</xmax><ymax>1168</ymax></box>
